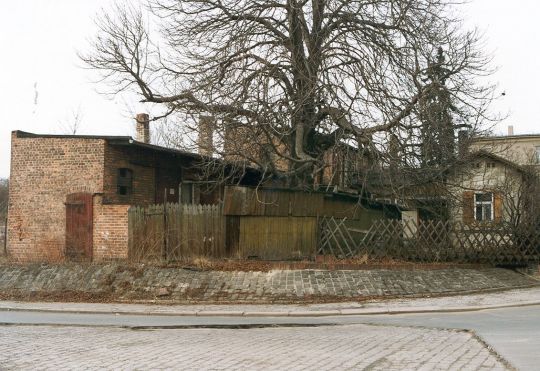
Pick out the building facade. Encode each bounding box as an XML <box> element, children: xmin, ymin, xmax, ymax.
<box><xmin>7</xmin><ymin>117</ymin><xmax>257</xmax><ymax>262</ymax></box>
<box><xmin>450</xmin><ymin>131</ymin><xmax>540</xmax><ymax>225</ymax></box>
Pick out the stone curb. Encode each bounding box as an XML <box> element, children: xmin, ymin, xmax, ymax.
<box><xmin>1</xmin><ymin>300</ymin><xmax>539</xmax><ymax>318</ymax></box>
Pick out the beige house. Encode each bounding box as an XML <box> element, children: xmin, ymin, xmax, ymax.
<box><xmin>450</xmin><ymin>130</ymin><xmax>540</xmax><ymax>225</ymax></box>
<box><xmin>472</xmin><ymin>131</ymin><xmax>540</xmax><ymax>165</ymax></box>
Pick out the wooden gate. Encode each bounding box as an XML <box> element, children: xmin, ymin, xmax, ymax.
<box><xmin>65</xmin><ymin>193</ymin><xmax>93</xmax><ymax>262</ymax></box>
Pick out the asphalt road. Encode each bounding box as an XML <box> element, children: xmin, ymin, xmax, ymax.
<box><xmin>1</xmin><ymin>305</ymin><xmax>539</xmax><ymax>370</ymax></box>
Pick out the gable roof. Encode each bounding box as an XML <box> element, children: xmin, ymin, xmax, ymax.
<box><xmin>466</xmin><ymin>150</ymin><xmax>529</xmax><ymax>174</ymax></box>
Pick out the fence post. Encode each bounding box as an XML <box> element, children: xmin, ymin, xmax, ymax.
<box><xmin>3</xmin><ymin>217</ymin><xmax>7</xmax><ymax>256</ymax></box>
<box><xmin>315</xmin><ymin>214</ymin><xmax>319</xmax><ymax>261</ymax></box>
<box><xmin>163</xmin><ymin>189</ymin><xmax>168</xmax><ymax>262</ymax></box>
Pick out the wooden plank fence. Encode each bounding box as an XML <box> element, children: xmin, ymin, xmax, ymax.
<box><xmin>129</xmin><ymin>202</ymin><xmax>540</xmax><ymax>266</ymax></box>
<box><xmin>128</xmin><ymin>203</ymin><xmax>225</xmax><ymax>262</ymax></box>
<box><xmin>319</xmin><ymin>217</ymin><xmax>540</xmax><ymax>265</ymax></box>
<box><xmin>238</xmin><ymin>216</ymin><xmax>317</xmax><ymax>260</ymax></box>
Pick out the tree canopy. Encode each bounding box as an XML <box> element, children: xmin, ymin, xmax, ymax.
<box><xmin>82</xmin><ymin>0</ymin><xmax>497</xmax><ymax>189</ymax></box>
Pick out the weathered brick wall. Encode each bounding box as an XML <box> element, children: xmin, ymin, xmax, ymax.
<box><xmin>92</xmin><ymin>195</ymin><xmax>130</xmax><ymax>261</ymax></box>
<box><xmin>7</xmin><ymin>132</ymin><xmax>228</xmax><ymax>263</ymax></box>
<box><xmin>103</xmin><ymin>144</ymin><xmax>156</xmax><ymax>206</ymax></box>
<box><xmin>98</xmin><ymin>143</ymin><xmax>206</xmax><ymax>261</ymax></box>
<box><xmin>7</xmin><ymin>132</ymin><xmax>106</xmax><ymax>262</ymax></box>
<box><xmin>103</xmin><ymin>143</ymin><xmax>201</xmax><ymax>205</ymax></box>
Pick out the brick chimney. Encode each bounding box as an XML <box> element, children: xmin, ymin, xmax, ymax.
<box><xmin>198</xmin><ymin>115</ymin><xmax>215</xmax><ymax>156</ymax></box>
<box><xmin>135</xmin><ymin>113</ymin><xmax>150</xmax><ymax>143</ymax></box>
<box><xmin>508</xmin><ymin>125</ymin><xmax>514</xmax><ymax>136</ymax></box>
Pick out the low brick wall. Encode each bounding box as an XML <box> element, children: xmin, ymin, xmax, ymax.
<box><xmin>93</xmin><ymin>197</ymin><xmax>130</xmax><ymax>261</ymax></box>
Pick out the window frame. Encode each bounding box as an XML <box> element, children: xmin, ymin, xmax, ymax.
<box><xmin>474</xmin><ymin>192</ymin><xmax>494</xmax><ymax>222</ymax></box>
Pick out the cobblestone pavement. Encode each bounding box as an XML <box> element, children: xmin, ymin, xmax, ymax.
<box><xmin>0</xmin><ymin>324</ymin><xmax>509</xmax><ymax>370</ymax></box>
<box><xmin>0</xmin><ymin>264</ymin><xmax>537</xmax><ymax>303</ymax></box>
<box><xmin>3</xmin><ymin>287</ymin><xmax>540</xmax><ymax>316</ymax></box>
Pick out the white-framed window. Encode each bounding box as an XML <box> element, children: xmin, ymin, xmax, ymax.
<box><xmin>535</xmin><ymin>146</ymin><xmax>540</xmax><ymax>162</ymax></box>
<box><xmin>474</xmin><ymin>192</ymin><xmax>493</xmax><ymax>222</ymax></box>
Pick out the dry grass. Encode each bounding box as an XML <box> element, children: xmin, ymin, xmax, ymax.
<box><xmin>156</xmin><ymin>256</ymin><xmax>486</xmax><ymax>272</ymax></box>
<box><xmin>0</xmin><ymin>250</ymin><xmax>487</xmax><ymax>272</ymax></box>
<box><xmin>0</xmin><ymin>287</ymin><xmax>473</xmax><ymax>305</ymax></box>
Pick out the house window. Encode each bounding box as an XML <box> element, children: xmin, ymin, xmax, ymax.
<box><xmin>475</xmin><ymin>192</ymin><xmax>493</xmax><ymax>222</ymax></box>
<box><xmin>536</xmin><ymin>146</ymin><xmax>540</xmax><ymax>162</ymax></box>
<box><xmin>117</xmin><ymin>168</ymin><xmax>133</xmax><ymax>195</ymax></box>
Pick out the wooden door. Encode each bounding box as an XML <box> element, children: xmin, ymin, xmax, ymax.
<box><xmin>65</xmin><ymin>193</ymin><xmax>93</xmax><ymax>262</ymax></box>
<box><xmin>155</xmin><ymin>167</ymin><xmax>182</xmax><ymax>204</ymax></box>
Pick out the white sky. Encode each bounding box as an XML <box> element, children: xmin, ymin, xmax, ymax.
<box><xmin>1</xmin><ymin>0</ymin><xmax>539</xmax><ymax>178</ymax></box>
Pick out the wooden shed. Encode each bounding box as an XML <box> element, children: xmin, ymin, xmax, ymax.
<box><xmin>223</xmin><ymin>186</ymin><xmax>386</xmax><ymax>259</ymax></box>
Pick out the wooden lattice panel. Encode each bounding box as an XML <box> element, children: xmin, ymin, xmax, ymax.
<box><xmin>318</xmin><ymin>218</ymin><xmax>540</xmax><ymax>266</ymax></box>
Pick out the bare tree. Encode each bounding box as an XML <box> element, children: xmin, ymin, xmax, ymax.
<box><xmin>57</xmin><ymin>106</ymin><xmax>85</xmax><ymax>135</ymax></box>
<box><xmin>81</xmin><ymin>0</ymin><xmax>497</xmax><ymax>189</ymax></box>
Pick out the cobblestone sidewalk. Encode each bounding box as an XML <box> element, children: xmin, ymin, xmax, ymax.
<box><xmin>2</xmin><ymin>286</ymin><xmax>539</xmax><ymax>317</ymax></box>
<box><xmin>0</xmin><ymin>324</ymin><xmax>509</xmax><ymax>370</ymax></box>
<box><xmin>0</xmin><ymin>264</ymin><xmax>537</xmax><ymax>303</ymax></box>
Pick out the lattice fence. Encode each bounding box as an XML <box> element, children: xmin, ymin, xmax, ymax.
<box><xmin>318</xmin><ymin>218</ymin><xmax>540</xmax><ymax>265</ymax></box>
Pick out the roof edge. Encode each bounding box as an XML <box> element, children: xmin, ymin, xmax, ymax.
<box><xmin>474</xmin><ymin>133</ymin><xmax>540</xmax><ymax>141</ymax></box>
<box><xmin>469</xmin><ymin>150</ymin><xmax>530</xmax><ymax>174</ymax></box>
<box><xmin>13</xmin><ymin>130</ymin><xmax>133</xmax><ymax>141</ymax></box>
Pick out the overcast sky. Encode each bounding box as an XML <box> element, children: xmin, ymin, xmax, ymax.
<box><xmin>1</xmin><ymin>0</ymin><xmax>539</xmax><ymax>178</ymax></box>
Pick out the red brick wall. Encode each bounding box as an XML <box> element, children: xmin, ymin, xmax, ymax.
<box><xmin>92</xmin><ymin>196</ymin><xmax>130</xmax><ymax>261</ymax></box>
<box><xmin>7</xmin><ymin>133</ymin><xmax>105</xmax><ymax>262</ymax></box>
<box><xmin>7</xmin><ymin>132</ymin><xmax>220</xmax><ymax>263</ymax></box>
<box><xmin>103</xmin><ymin>144</ymin><xmax>157</xmax><ymax>206</ymax></box>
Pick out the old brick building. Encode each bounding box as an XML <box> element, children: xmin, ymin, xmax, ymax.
<box><xmin>7</xmin><ymin>114</ymin><xmax>258</xmax><ymax>262</ymax></box>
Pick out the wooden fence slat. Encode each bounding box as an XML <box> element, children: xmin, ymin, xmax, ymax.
<box><xmin>128</xmin><ymin>202</ymin><xmax>226</xmax><ymax>262</ymax></box>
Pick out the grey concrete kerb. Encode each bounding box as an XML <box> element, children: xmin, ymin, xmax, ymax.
<box><xmin>1</xmin><ymin>287</ymin><xmax>540</xmax><ymax>317</ymax></box>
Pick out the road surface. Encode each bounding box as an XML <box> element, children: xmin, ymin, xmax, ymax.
<box><xmin>1</xmin><ymin>305</ymin><xmax>538</xmax><ymax>370</ymax></box>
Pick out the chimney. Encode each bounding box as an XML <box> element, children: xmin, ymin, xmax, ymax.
<box><xmin>388</xmin><ymin>134</ymin><xmax>399</xmax><ymax>172</ymax></box>
<box><xmin>135</xmin><ymin>113</ymin><xmax>150</xmax><ymax>143</ymax></box>
<box><xmin>507</xmin><ymin>125</ymin><xmax>514</xmax><ymax>136</ymax></box>
<box><xmin>198</xmin><ymin>115</ymin><xmax>215</xmax><ymax>156</ymax></box>
<box><xmin>457</xmin><ymin>130</ymin><xmax>469</xmax><ymax>157</ymax></box>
